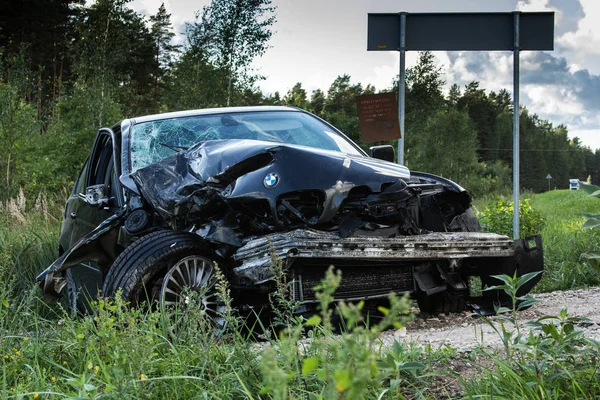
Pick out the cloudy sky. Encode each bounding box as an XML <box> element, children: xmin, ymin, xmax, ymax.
<box><xmin>129</xmin><ymin>0</ymin><xmax>600</xmax><ymax>150</ymax></box>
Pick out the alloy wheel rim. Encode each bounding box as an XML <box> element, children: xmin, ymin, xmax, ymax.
<box><xmin>159</xmin><ymin>255</ymin><xmax>226</xmax><ymax>328</ymax></box>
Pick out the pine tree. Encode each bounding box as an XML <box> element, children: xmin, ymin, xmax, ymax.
<box><xmin>149</xmin><ymin>3</ymin><xmax>179</xmax><ymax>108</ymax></box>
<box><xmin>309</xmin><ymin>89</ymin><xmax>325</xmax><ymax>116</ymax></box>
<box><xmin>283</xmin><ymin>83</ymin><xmax>308</xmax><ymax>109</ymax></box>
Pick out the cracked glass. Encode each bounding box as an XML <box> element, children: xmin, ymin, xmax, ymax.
<box><xmin>129</xmin><ymin>111</ymin><xmax>363</xmax><ymax>171</ymax></box>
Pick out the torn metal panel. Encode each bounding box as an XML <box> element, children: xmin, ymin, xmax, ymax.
<box><xmin>36</xmin><ymin>209</ymin><xmax>126</xmax><ymax>301</ymax></box>
<box><xmin>37</xmin><ymin>210</ymin><xmax>126</xmax><ymax>281</ymax></box>
<box><xmin>233</xmin><ymin>229</ymin><xmax>514</xmax><ymax>284</ymax></box>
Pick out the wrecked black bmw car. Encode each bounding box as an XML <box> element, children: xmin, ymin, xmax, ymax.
<box><xmin>37</xmin><ymin>106</ymin><xmax>544</xmax><ymax>319</ymax></box>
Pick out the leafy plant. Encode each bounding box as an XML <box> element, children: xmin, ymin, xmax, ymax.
<box><xmin>477</xmin><ymin>198</ymin><xmax>544</xmax><ymax>238</ymax></box>
<box><xmin>258</xmin><ymin>266</ymin><xmax>428</xmax><ymax>399</ymax></box>
<box><xmin>480</xmin><ymin>271</ymin><xmax>542</xmax><ymax>358</ymax></box>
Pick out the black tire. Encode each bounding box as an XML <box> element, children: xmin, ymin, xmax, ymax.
<box><xmin>416</xmin><ymin>289</ymin><xmax>467</xmax><ymax>315</ymax></box>
<box><xmin>451</xmin><ymin>208</ymin><xmax>481</xmax><ymax>232</ymax></box>
<box><xmin>102</xmin><ymin>230</ymin><xmax>215</xmax><ymax>305</ymax></box>
<box><xmin>58</xmin><ymin>269</ymin><xmax>78</xmax><ymax>318</ymax></box>
<box><xmin>415</xmin><ymin>207</ymin><xmax>478</xmax><ymax>315</ymax></box>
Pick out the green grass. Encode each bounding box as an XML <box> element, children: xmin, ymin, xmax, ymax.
<box><xmin>530</xmin><ymin>190</ymin><xmax>600</xmax><ymax>291</ymax></box>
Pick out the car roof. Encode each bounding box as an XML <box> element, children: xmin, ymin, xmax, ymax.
<box><xmin>123</xmin><ymin>106</ymin><xmax>301</xmax><ymax>126</ymax></box>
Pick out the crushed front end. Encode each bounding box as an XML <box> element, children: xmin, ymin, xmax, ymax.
<box><xmin>128</xmin><ymin>140</ymin><xmax>544</xmax><ymax>313</ymax></box>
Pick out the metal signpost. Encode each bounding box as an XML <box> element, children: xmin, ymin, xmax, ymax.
<box><xmin>367</xmin><ymin>12</ymin><xmax>554</xmax><ymax>239</ymax></box>
<box><xmin>546</xmin><ymin>173</ymin><xmax>552</xmax><ymax>191</ymax></box>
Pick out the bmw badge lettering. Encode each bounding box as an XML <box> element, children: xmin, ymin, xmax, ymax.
<box><xmin>264</xmin><ymin>173</ymin><xmax>279</xmax><ymax>188</ymax></box>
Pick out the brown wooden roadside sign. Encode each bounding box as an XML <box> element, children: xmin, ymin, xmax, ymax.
<box><xmin>355</xmin><ymin>92</ymin><xmax>401</xmax><ymax>143</ymax></box>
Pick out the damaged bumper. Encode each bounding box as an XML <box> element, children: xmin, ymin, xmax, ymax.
<box><xmin>233</xmin><ymin>229</ymin><xmax>544</xmax><ymax>303</ymax></box>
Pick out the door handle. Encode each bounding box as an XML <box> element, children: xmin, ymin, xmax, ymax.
<box><xmin>70</xmin><ymin>212</ymin><xmax>77</xmax><ymax>219</ymax></box>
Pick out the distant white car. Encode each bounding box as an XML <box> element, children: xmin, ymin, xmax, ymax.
<box><xmin>569</xmin><ymin>179</ymin><xmax>580</xmax><ymax>190</ymax></box>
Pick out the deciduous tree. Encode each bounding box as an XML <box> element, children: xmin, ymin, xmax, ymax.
<box><xmin>188</xmin><ymin>0</ymin><xmax>276</xmax><ymax>106</ymax></box>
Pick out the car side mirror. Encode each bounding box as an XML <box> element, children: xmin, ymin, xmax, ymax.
<box><xmin>83</xmin><ymin>184</ymin><xmax>109</xmax><ymax>207</ymax></box>
<box><xmin>369</xmin><ymin>145</ymin><xmax>395</xmax><ymax>163</ymax></box>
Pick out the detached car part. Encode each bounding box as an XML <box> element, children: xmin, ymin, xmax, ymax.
<box><xmin>37</xmin><ymin>106</ymin><xmax>544</xmax><ymax>319</ymax></box>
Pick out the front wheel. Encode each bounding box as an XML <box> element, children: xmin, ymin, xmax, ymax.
<box><xmin>58</xmin><ymin>269</ymin><xmax>78</xmax><ymax>318</ymax></box>
<box><xmin>102</xmin><ymin>231</ymin><xmax>226</xmax><ymax>326</ymax></box>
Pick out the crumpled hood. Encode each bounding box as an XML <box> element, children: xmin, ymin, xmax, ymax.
<box><xmin>129</xmin><ymin>139</ymin><xmax>411</xmax><ymax>231</ymax></box>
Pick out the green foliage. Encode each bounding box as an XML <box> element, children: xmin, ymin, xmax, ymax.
<box><xmin>71</xmin><ymin>0</ymin><xmax>157</xmax><ymax>117</ymax></box>
<box><xmin>465</xmin><ymin>272</ymin><xmax>600</xmax><ymax>398</ymax></box>
<box><xmin>0</xmin><ymin>81</ymin><xmax>38</xmax><ymax>197</ymax></box>
<box><xmin>410</xmin><ymin>108</ymin><xmax>479</xmax><ymax>184</ymax></box>
<box><xmin>461</xmin><ymin>160</ymin><xmax>512</xmax><ymax>199</ymax></box>
<box><xmin>482</xmin><ymin>272</ymin><xmax>542</xmax><ymax>358</ymax></box>
<box><xmin>477</xmin><ymin>198</ymin><xmax>544</xmax><ymax>239</ymax></box>
<box><xmin>0</xmin><ymin>1</ymin><xmax>78</xmax><ymax>122</ymax></box>
<box><xmin>282</xmin><ymin>82</ymin><xmax>308</xmax><ymax>109</ymax></box>
<box><xmin>530</xmin><ymin>190</ymin><xmax>600</xmax><ymax>291</ymax></box>
<box><xmin>0</xmin><ymin>49</ymin><xmax>39</xmax><ymax>198</ymax></box>
<box><xmin>163</xmin><ymin>52</ymin><xmax>229</xmax><ymax>111</ymax></box>
<box><xmin>2</xmin><ymin>199</ymin><xmax>600</xmax><ymax>398</ymax></box>
<box><xmin>257</xmin><ymin>266</ymin><xmax>430</xmax><ymax>399</ymax></box>
<box><xmin>0</xmin><ymin>211</ymin><xmax>441</xmax><ymax>399</ymax></box>
<box><xmin>15</xmin><ymin>78</ymin><xmax>122</xmax><ymax>195</ymax></box>
<box><xmin>149</xmin><ymin>3</ymin><xmax>180</xmax><ymax>108</ymax></box>
<box><xmin>475</xmin><ymin>190</ymin><xmax>600</xmax><ymax>292</ymax></box>
<box><xmin>187</xmin><ymin>0</ymin><xmax>277</xmax><ymax>106</ymax></box>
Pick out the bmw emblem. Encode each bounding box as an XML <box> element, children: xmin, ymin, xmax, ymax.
<box><xmin>264</xmin><ymin>173</ymin><xmax>280</xmax><ymax>188</ymax></box>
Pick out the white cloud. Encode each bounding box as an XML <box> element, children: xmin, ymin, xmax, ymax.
<box><xmin>515</xmin><ymin>0</ymin><xmax>566</xmax><ymax>35</ymax></box>
<box><xmin>524</xmin><ymin>84</ymin><xmax>582</xmax><ymax>117</ymax></box>
<box><xmin>130</xmin><ymin>0</ymin><xmax>171</xmax><ymax>17</ymax></box>
<box><xmin>557</xmin><ymin>0</ymin><xmax>600</xmax><ymax>71</ymax></box>
<box><xmin>129</xmin><ymin>0</ymin><xmax>204</xmax><ymax>30</ymax></box>
<box><xmin>516</xmin><ymin>0</ymin><xmax>561</xmax><ymax>19</ymax></box>
<box><xmin>516</xmin><ymin>0</ymin><xmax>550</xmax><ymax>10</ymax></box>
<box><xmin>569</xmin><ymin>129</ymin><xmax>600</xmax><ymax>150</ymax></box>
<box><xmin>444</xmin><ymin>52</ymin><xmax>513</xmax><ymax>94</ymax></box>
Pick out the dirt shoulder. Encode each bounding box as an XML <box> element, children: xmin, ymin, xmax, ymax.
<box><xmin>382</xmin><ymin>287</ymin><xmax>600</xmax><ymax>350</ymax></box>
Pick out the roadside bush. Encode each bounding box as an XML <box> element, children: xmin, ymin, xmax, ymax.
<box><xmin>477</xmin><ymin>198</ymin><xmax>544</xmax><ymax>238</ymax></box>
<box><xmin>529</xmin><ymin>190</ymin><xmax>600</xmax><ymax>292</ymax></box>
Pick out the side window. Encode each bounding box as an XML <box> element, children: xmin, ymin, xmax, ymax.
<box><xmin>89</xmin><ymin>135</ymin><xmax>113</xmax><ymax>187</ymax></box>
<box><xmin>73</xmin><ymin>158</ymin><xmax>90</xmax><ymax>195</ymax></box>
<box><xmin>88</xmin><ymin>133</ymin><xmax>121</xmax><ymax>207</ymax></box>
<box><xmin>106</xmin><ymin>159</ymin><xmax>119</xmax><ymax>206</ymax></box>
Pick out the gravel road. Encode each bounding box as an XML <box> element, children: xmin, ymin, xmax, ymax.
<box><xmin>381</xmin><ymin>287</ymin><xmax>600</xmax><ymax>350</ymax></box>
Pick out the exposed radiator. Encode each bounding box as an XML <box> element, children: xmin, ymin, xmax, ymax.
<box><xmin>291</xmin><ymin>259</ymin><xmax>415</xmax><ymax>303</ymax></box>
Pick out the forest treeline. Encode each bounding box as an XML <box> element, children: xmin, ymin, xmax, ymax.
<box><xmin>0</xmin><ymin>0</ymin><xmax>597</xmax><ymax>200</ymax></box>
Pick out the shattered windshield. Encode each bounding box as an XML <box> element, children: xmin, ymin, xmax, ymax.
<box><xmin>129</xmin><ymin>111</ymin><xmax>363</xmax><ymax>171</ymax></box>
